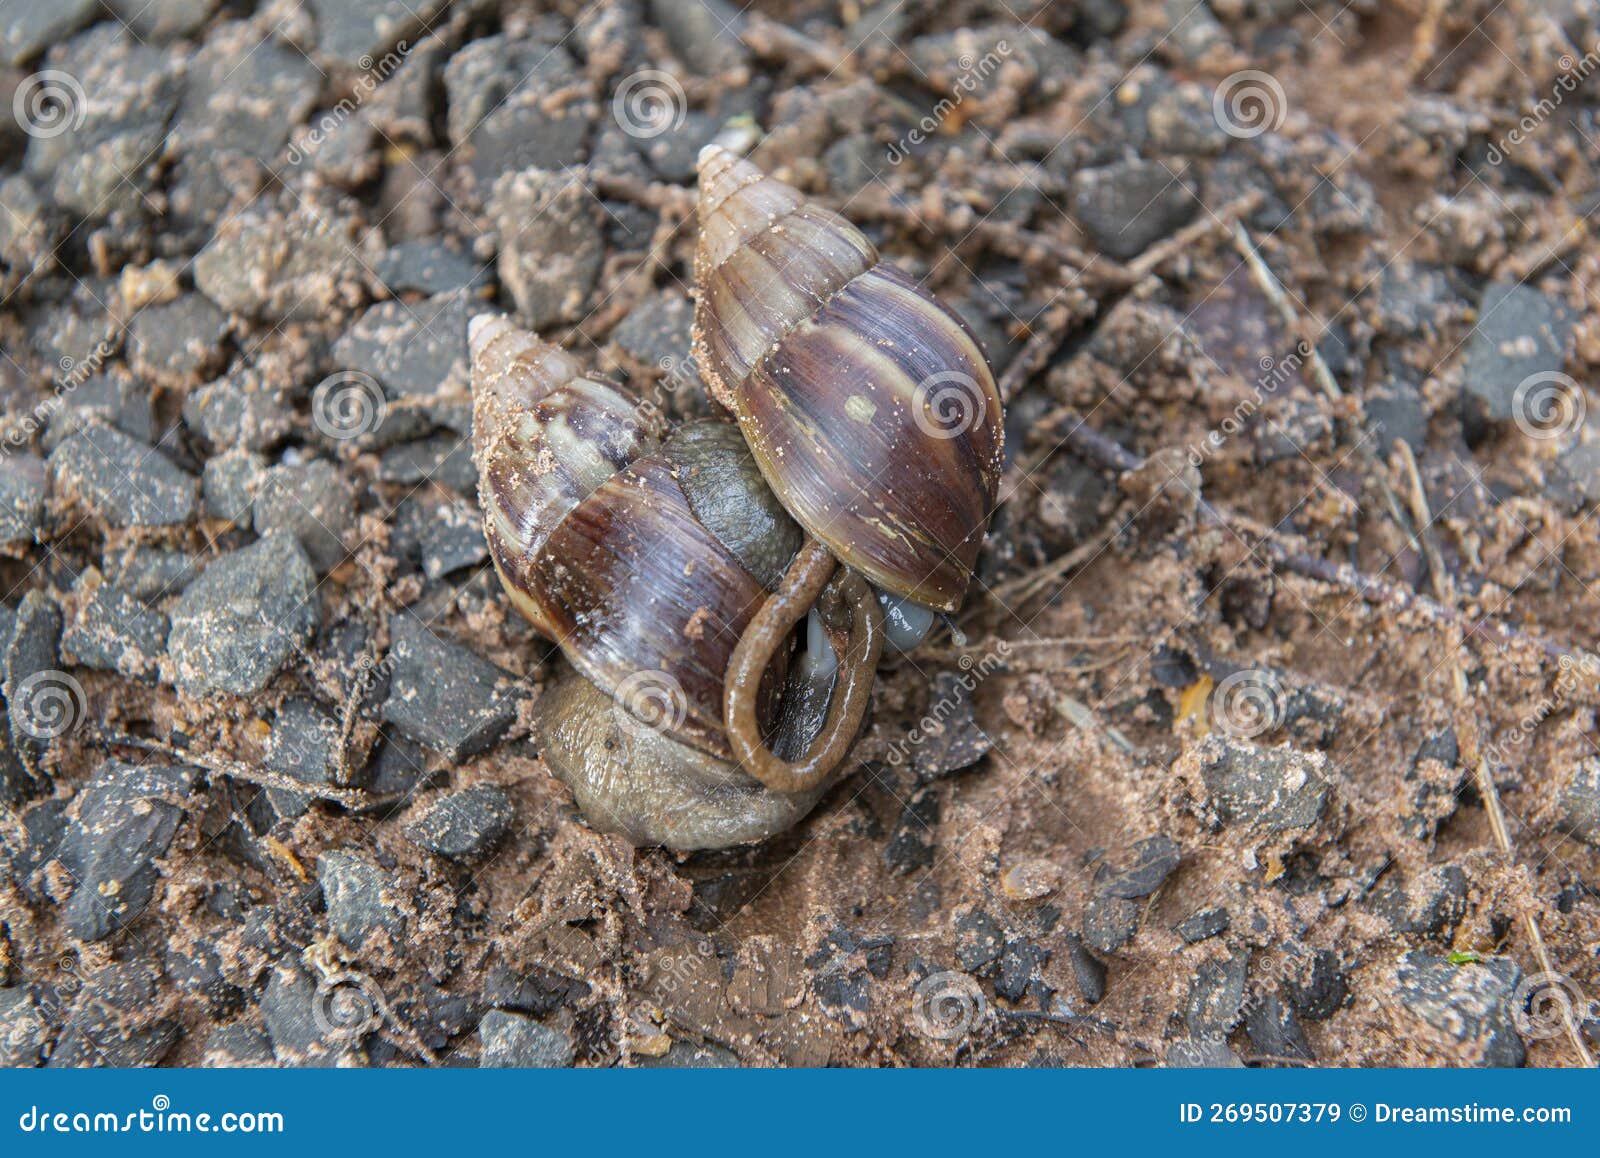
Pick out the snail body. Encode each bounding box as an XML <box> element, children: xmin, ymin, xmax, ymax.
<box><xmin>692</xmin><ymin>146</ymin><xmax>1005</xmax><ymax>613</ymax></box>
<box><xmin>469</xmin><ymin>315</ymin><xmax>874</xmax><ymax>849</ymax></box>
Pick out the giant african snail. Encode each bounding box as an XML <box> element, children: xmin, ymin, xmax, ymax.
<box><xmin>469</xmin><ymin>315</ymin><xmax>884</xmax><ymax>849</ymax></box>
<box><xmin>691</xmin><ymin>145</ymin><xmax>1005</xmax><ymax>779</ymax></box>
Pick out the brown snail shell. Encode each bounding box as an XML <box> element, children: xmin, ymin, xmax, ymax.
<box><xmin>470</xmin><ymin>314</ymin><xmax>852</xmax><ymax>849</ymax></box>
<box><xmin>691</xmin><ymin>145</ymin><xmax>1005</xmax><ymax>612</ymax></box>
<box><xmin>471</xmin><ymin>313</ymin><xmax>787</xmax><ymax>758</ymax></box>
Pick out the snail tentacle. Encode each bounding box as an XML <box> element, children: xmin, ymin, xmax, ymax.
<box><xmin>725</xmin><ymin>539</ymin><xmax>885</xmax><ymax>794</ymax></box>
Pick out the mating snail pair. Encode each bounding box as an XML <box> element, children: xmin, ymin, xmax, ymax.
<box><xmin>471</xmin><ymin>147</ymin><xmax>1004</xmax><ymax>850</ymax></box>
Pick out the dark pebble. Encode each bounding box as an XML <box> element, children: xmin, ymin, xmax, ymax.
<box><xmin>167</xmin><ymin>533</ymin><xmax>319</xmax><ymax>697</ymax></box>
<box><xmin>1193</xmin><ymin>736</ymin><xmax>1330</xmax><ymax>832</ymax></box>
<box><xmin>1096</xmin><ymin>834</ymin><xmax>1181</xmax><ymax>899</ymax></box>
<box><xmin>478</xmin><ymin>1009</ymin><xmax>575</xmax><ymax>1068</ymax></box>
<box><xmin>953</xmin><ymin>908</ymin><xmax>1004</xmax><ymax>974</ymax></box>
<box><xmin>1175</xmin><ymin>907</ymin><xmax>1230</xmax><ymax>944</ymax></box>
<box><xmin>1395</xmin><ymin>952</ymin><xmax>1525</xmax><ymax>1067</ymax></box>
<box><xmin>490</xmin><ymin>170</ymin><xmax>604</xmax><ymax>329</ymax></box>
<box><xmin>56</xmin><ymin>761</ymin><xmax>194</xmax><ymax>941</ymax></box>
<box><xmin>318</xmin><ymin>849</ymin><xmax>405</xmax><ymax>948</ymax></box>
<box><xmin>0</xmin><ymin>453</ymin><xmax>47</xmax><ymax>546</ymax></box>
<box><xmin>374</xmin><ymin>240</ymin><xmax>490</xmax><ymax>297</ymax></box>
<box><xmin>1558</xmin><ymin>758</ymin><xmax>1600</xmax><ymax>848</ymax></box>
<box><xmin>1082</xmin><ymin>888</ymin><xmax>1139</xmax><ymax>954</ymax></box>
<box><xmin>202</xmin><ymin>1023</ymin><xmax>275</xmax><ymax>1067</ymax></box>
<box><xmin>1462</xmin><ymin>281</ymin><xmax>1575</xmax><ymax>423</ymax></box>
<box><xmin>1286</xmin><ymin>949</ymin><xmax>1349</xmax><ymax>1021</ymax></box>
<box><xmin>48</xmin><ymin>425</ymin><xmax>197</xmax><ymax>527</ymax></box>
<box><xmin>1070</xmin><ymin>159</ymin><xmax>1197</xmax><ymax>260</ymax></box>
<box><xmin>1244</xmin><ymin>992</ymin><xmax>1315</xmax><ymax>1064</ymax></box>
<box><xmin>252</xmin><ymin>460</ymin><xmax>356</xmax><ymax>573</ymax></box>
<box><xmin>1184</xmin><ymin>952</ymin><xmax>1249</xmax><ymax>1039</ymax></box>
<box><xmin>60</xmin><ymin>575</ymin><xmax>169</xmax><ymax>681</ymax></box>
<box><xmin>1063</xmin><ymin>933</ymin><xmax>1107</xmax><ymax>1004</ymax></box>
<box><xmin>380</xmin><ymin>612</ymin><xmax>522</xmax><ymax>761</ymax></box>
<box><xmin>48</xmin><ymin>959</ymin><xmax>181</xmax><ymax>1068</ymax></box>
<box><xmin>913</xmin><ymin>670</ymin><xmax>993</xmax><ymax>780</ymax></box>
<box><xmin>405</xmin><ymin>785</ymin><xmax>514</xmax><ymax>859</ymax></box>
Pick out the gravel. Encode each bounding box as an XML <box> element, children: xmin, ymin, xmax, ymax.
<box><xmin>380</xmin><ymin>613</ymin><xmax>523</xmax><ymax>760</ymax></box>
<box><xmin>1070</xmin><ymin>159</ymin><xmax>1198</xmax><ymax>260</ymax></box>
<box><xmin>0</xmin><ymin>453</ymin><xmax>47</xmax><ymax>547</ymax></box>
<box><xmin>48</xmin><ymin>425</ymin><xmax>198</xmax><ymax>527</ymax></box>
<box><xmin>59</xmin><ymin>574</ymin><xmax>170</xmax><ymax>681</ymax></box>
<box><xmin>55</xmin><ymin>761</ymin><xmax>194</xmax><ymax>941</ymax></box>
<box><xmin>167</xmin><ymin>533</ymin><xmax>319</xmax><ymax>697</ymax></box>
<box><xmin>477</xmin><ymin>1009</ymin><xmax>576</xmax><ymax>1068</ymax></box>
<box><xmin>1462</xmin><ymin>280</ymin><xmax>1576</xmax><ymax>422</ymax></box>
<box><xmin>404</xmin><ymin>785</ymin><xmax>515</xmax><ymax>859</ymax></box>
<box><xmin>490</xmin><ymin>169</ymin><xmax>604</xmax><ymax>328</ymax></box>
<box><xmin>318</xmin><ymin>849</ymin><xmax>406</xmax><ymax>948</ymax></box>
<box><xmin>1190</xmin><ymin>736</ymin><xmax>1331</xmax><ymax>833</ymax></box>
<box><xmin>1558</xmin><ymin>758</ymin><xmax>1600</xmax><ymax>848</ymax></box>
<box><xmin>252</xmin><ymin>460</ymin><xmax>357</xmax><ymax>573</ymax></box>
<box><xmin>1395</xmin><ymin>952</ymin><xmax>1526</xmax><ymax>1068</ymax></box>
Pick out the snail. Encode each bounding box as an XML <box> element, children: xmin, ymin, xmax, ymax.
<box><xmin>469</xmin><ymin>314</ymin><xmax>886</xmax><ymax>850</ymax></box>
<box><xmin>691</xmin><ymin>145</ymin><xmax>1005</xmax><ymax>778</ymax></box>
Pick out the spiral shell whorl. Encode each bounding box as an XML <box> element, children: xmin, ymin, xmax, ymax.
<box><xmin>691</xmin><ymin>147</ymin><xmax>1004</xmax><ymax>611</ymax></box>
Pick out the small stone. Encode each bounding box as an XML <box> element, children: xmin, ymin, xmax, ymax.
<box><xmin>0</xmin><ymin>986</ymin><xmax>45</xmax><ymax>1066</ymax></box>
<box><xmin>48</xmin><ymin>425</ymin><xmax>198</xmax><ymax>527</ymax></box>
<box><xmin>319</xmin><ymin>848</ymin><xmax>405</xmax><ymax>948</ymax></box>
<box><xmin>374</xmin><ymin>240</ymin><xmax>490</xmax><ymax>297</ymax></box>
<box><xmin>1185</xmin><ymin>952</ymin><xmax>1249</xmax><ymax>1039</ymax></box>
<box><xmin>1462</xmin><ymin>281</ymin><xmax>1575</xmax><ymax>422</ymax></box>
<box><xmin>490</xmin><ymin>169</ymin><xmax>604</xmax><ymax>328</ymax></box>
<box><xmin>107</xmin><ymin>546</ymin><xmax>202</xmax><ymax>601</ymax></box>
<box><xmin>444</xmin><ymin>33</ymin><xmax>592</xmax><ymax>188</ymax></box>
<box><xmin>1244</xmin><ymin>992</ymin><xmax>1315</xmax><ymax>1064</ymax></box>
<box><xmin>173</xmin><ymin>21</ymin><xmax>321</xmax><ymax>163</ymax></box>
<box><xmin>22</xmin><ymin>26</ymin><xmax>179</xmax><ymax>218</ymax></box>
<box><xmin>1</xmin><ymin>0</ymin><xmax>98</xmax><ymax>65</ymax></box>
<box><xmin>331</xmin><ymin>289</ymin><xmax>475</xmax><ymax>403</ymax></box>
<box><xmin>5</xmin><ymin>589</ymin><xmax>64</xmax><ymax>773</ymax></box>
<box><xmin>202</xmin><ymin>1023</ymin><xmax>274</xmax><ymax>1067</ymax></box>
<box><xmin>380</xmin><ymin>612</ymin><xmax>522</xmax><ymax>760</ymax></box>
<box><xmin>60</xmin><ymin>574</ymin><xmax>169</xmax><ymax>681</ymax></box>
<box><xmin>1191</xmin><ymin>736</ymin><xmax>1330</xmax><ymax>832</ymax></box>
<box><xmin>913</xmin><ymin>670</ymin><xmax>993</xmax><ymax>780</ymax></box>
<box><xmin>0</xmin><ymin>453</ymin><xmax>47</xmax><ymax>547</ymax></box>
<box><xmin>167</xmin><ymin>533</ymin><xmax>319</xmax><ymax>697</ymax></box>
<box><xmin>48</xmin><ymin>959</ymin><xmax>181</xmax><ymax>1067</ymax></box>
<box><xmin>1175</xmin><ymin>907</ymin><xmax>1230</xmax><ymax>944</ymax></box>
<box><xmin>1395</xmin><ymin>952</ymin><xmax>1525</xmax><ymax>1067</ymax></box>
<box><xmin>1082</xmin><ymin>889</ymin><xmax>1139</xmax><ymax>954</ymax></box>
<box><xmin>377</xmin><ymin>434</ymin><xmax>477</xmax><ymax>491</ymax></box>
<box><xmin>1166</xmin><ymin>1037</ymin><xmax>1244</xmax><ymax>1067</ymax></box>
<box><xmin>104</xmin><ymin>0</ymin><xmax>217</xmax><ymax>41</ymax></box>
<box><xmin>1001</xmin><ymin>859</ymin><xmax>1059</xmax><ymax>900</ymax></box>
<box><xmin>1096</xmin><ymin>834</ymin><xmax>1181</xmax><ymax>899</ymax></box>
<box><xmin>953</xmin><ymin>908</ymin><xmax>1005</xmax><ymax>974</ymax></box>
<box><xmin>1557</xmin><ymin>757</ymin><xmax>1600</xmax><ymax>848</ymax></box>
<box><xmin>201</xmin><ymin>449</ymin><xmax>269</xmax><ymax>525</ymax></box>
<box><xmin>1286</xmin><ymin>949</ymin><xmax>1348</xmax><ymax>1021</ymax></box>
<box><xmin>883</xmin><ymin>786</ymin><xmax>938</xmax><ymax>874</ymax></box>
<box><xmin>405</xmin><ymin>785</ymin><xmax>514</xmax><ymax>859</ymax></box>
<box><xmin>263</xmin><ymin>697</ymin><xmax>342</xmax><ymax>817</ymax></box>
<box><xmin>478</xmin><ymin>1009</ymin><xmax>575</xmax><ymax>1068</ymax></box>
<box><xmin>194</xmin><ymin>183</ymin><xmax>372</xmax><ymax>322</ymax></box>
<box><xmin>610</xmin><ymin>287</ymin><xmax>698</xmax><ymax>374</ymax></box>
<box><xmin>42</xmin><ymin>371</ymin><xmax>154</xmax><ymax>452</ymax></box>
<box><xmin>650</xmin><ymin>0</ymin><xmax>748</xmax><ymax>75</ymax></box>
<box><xmin>1371</xmin><ymin>865</ymin><xmax>1469</xmax><ymax>940</ymax></box>
<box><xmin>1063</xmin><ymin>933</ymin><xmax>1107</xmax><ymax>1005</ymax></box>
<box><xmin>259</xmin><ymin>963</ymin><xmax>341</xmax><ymax>1067</ymax></box>
<box><xmin>126</xmin><ymin>296</ymin><xmax>228</xmax><ymax>387</ymax></box>
<box><xmin>252</xmin><ymin>460</ymin><xmax>357</xmax><ymax>573</ymax></box>
<box><xmin>995</xmin><ymin>938</ymin><xmax>1051</xmax><ymax>1004</ymax></box>
<box><xmin>1071</xmin><ymin>159</ymin><xmax>1198</xmax><ymax>260</ymax></box>
<box><xmin>56</xmin><ymin>761</ymin><xmax>193</xmax><ymax>941</ymax></box>
<box><xmin>363</xmin><ymin>736</ymin><xmax>447</xmax><ymax>806</ymax></box>
<box><xmin>393</xmin><ymin>496</ymin><xmax>489</xmax><ymax>580</ymax></box>
<box><xmin>184</xmin><ymin>372</ymin><xmax>293</xmax><ymax>452</ymax></box>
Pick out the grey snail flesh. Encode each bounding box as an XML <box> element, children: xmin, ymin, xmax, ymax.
<box><xmin>469</xmin><ymin>314</ymin><xmax>853</xmax><ymax>849</ymax></box>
